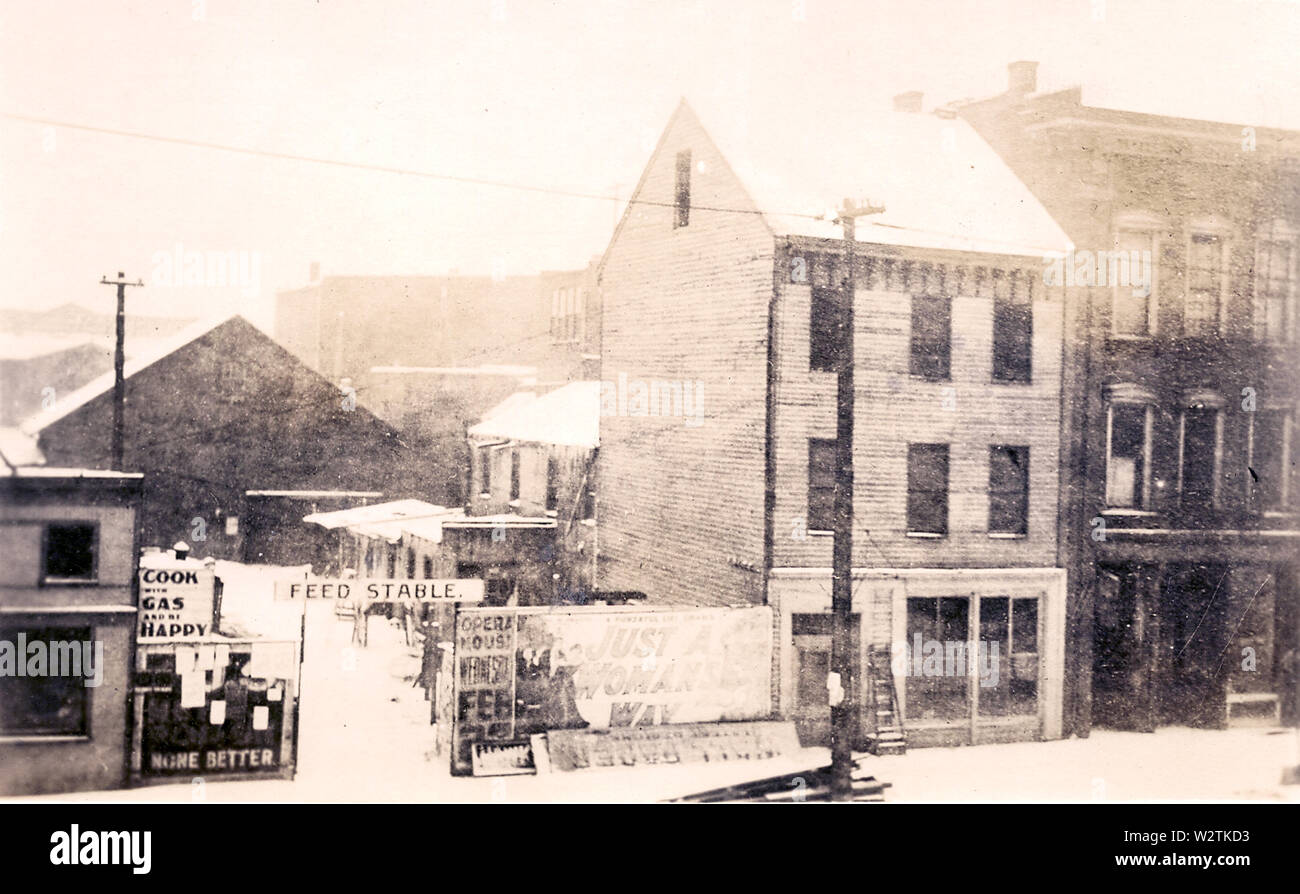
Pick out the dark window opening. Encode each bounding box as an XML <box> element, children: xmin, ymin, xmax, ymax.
<box><xmin>43</xmin><ymin>523</ymin><xmax>96</xmax><ymax>582</ymax></box>
<box><xmin>1251</xmin><ymin>410</ymin><xmax>1288</xmax><ymax>511</ymax></box>
<box><xmin>674</xmin><ymin>150</ymin><xmax>691</xmax><ymax>228</ymax></box>
<box><xmin>809</xmin><ymin>286</ymin><xmax>843</xmax><ymax>372</ymax></box>
<box><xmin>992</xmin><ymin>296</ymin><xmax>1032</xmax><ymax>383</ymax></box>
<box><xmin>510</xmin><ymin>449</ymin><xmax>521</xmax><ymax>502</ymax></box>
<box><xmin>422</xmin><ymin>557</ymin><xmax>434</xmax><ymax>579</ymax></box>
<box><xmin>1181</xmin><ymin>408</ymin><xmax>1219</xmax><ymax>508</ymax></box>
<box><xmin>406</xmin><ymin>548</ymin><xmax>416</xmax><ymax>579</ymax></box>
<box><xmin>545</xmin><ymin>456</ymin><xmax>559</xmax><ymax>511</ymax></box>
<box><xmin>1106</xmin><ymin>404</ymin><xmax>1149</xmax><ymax>508</ymax></box>
<box><xmin>0</xmin><ymin>626</ymin><xmax>91</xmax><ymax>735</ymax></box>
<box><xmin>807</xmin><ymin>439</ymin><xmax>837</xmax><ymax>531</ymax></box>
<box><xmin>479</xmin><ymin>446</ymin><xmax>492</xmax><ymax>495</ymax></box>
<box><xmin>910</xmin><ymin>294</ymin><xmax>951</xmax><ymax>380</ymax></box>
<box><xmin>907</xmin><ymin>444</ymin><xmax>949</xmax><ymax>535</ymax></box>
<box><xmin>988</xmin><ymin>445</ymin><xmax>1030</xmax><ymax>535</ymax></box>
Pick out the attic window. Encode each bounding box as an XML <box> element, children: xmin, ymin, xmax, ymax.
<box><xmin>674</xmin><ymin>150</ymin><xmax>691</xmax><ymax>229</ymax></box>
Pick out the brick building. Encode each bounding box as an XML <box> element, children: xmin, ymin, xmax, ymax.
<box><xmin>595</xmin><ymin>99</ymin><xmax>1072</xmax><ymax>747</ymax></box>
<box><xmin>958</xmin><ymin>62</ymin><xmax>1300</xmax><ymax>733</ymax></box>
<box><xmin>0</xmin><ymin>455</ymin><xmax>144</xmax><ymax>796</ymax></box>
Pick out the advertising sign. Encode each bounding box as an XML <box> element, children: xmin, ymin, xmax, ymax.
<box><xmin>545</xmin><ymin>721</ymin><xmax>801</xmax><ymax>772</ymax></box>
<box><xmin>273</xmin><ymin>578</ymin><xmax>485</xmax><ymax>603</ymax></box>
<box><xmin>452</xmin><ymin>604</ymin><xmax>773</xmax><ymax>774</ymax></box>
<box><xmin>137</xmin><ymin>563</ymin><xmax>217</xmax><ymax>642</ymax></box>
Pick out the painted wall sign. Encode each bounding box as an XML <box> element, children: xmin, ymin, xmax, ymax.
<box><xmin>545</xmin><ymin>721</ymin><xmax>801</xmax><ymax>772</ymax></box>
<box><xmin>452</xmin><ymin>604</ymin><xmax>773</xmax><ymax>774</ymax></box>
<box><xmin>137</xmin><ymin>562</ymin><xmax>217</xmax><ymax>641</ymax></box>
<box><xmin>470</xmin><ymin>741</ymin><xmax>535</xmax><ymax>776</ymax></box>
<box><xmin>273</xmin><ymin>578</ymin><xmax>486</xmax><ymax>603</ymax></box>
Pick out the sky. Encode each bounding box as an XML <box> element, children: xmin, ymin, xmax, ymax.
<box><xmin>1</xmin><ymin>0</ymin><xmax>1297</xmax><ymax>332</ymax></box>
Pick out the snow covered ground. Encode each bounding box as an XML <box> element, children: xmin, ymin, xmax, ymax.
<box><xmin>12</xmin><ymin>561</ymin><xmax>1300</xmax><ymax>803</ymax></box>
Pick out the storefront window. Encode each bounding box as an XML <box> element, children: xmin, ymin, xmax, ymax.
<box><xmin>0</xmin><ymin>625</ymin><xmax>91</xmax><ymax>736</ymax></box>
<box><xmin>905</xmin><ymin>597</ymin><xmax>969</xmax><ymax>722</ymax></box>
<box><xmin>977</xmin><ymin>597</ymin><xmax>1039</xmax><ymax>717</ymax></box>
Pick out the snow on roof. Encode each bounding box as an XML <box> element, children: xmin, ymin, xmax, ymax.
<box><xmin>678</xmin><ymin>99</ymin><xmax>1072</xmax><ymax>258</ymax></box>
<box><xmin>301</xmin><ymin>498</ymin><xmax>445</xmax><ymax>530</ymax></box>
<box><xmin>467</xmin><ymin>381</ymin><xmax>600</xmax><ymax>449</ymax></box>
<box><xmin>0</xmin><ymin>466</ymin><xmax>143</xmax><ymax>480</ymax></box>
<box><xmin>478</xmin><ymin>391</ymin><xmax>538</xmax><ymax>425</ymax></box>
<box><xmin>19</xmin><ymin>314</ymin><xmax>246</xmax><ymax>435</ymax></box>
<box><xmin>0</xmin><ymin>333</ymin><xmax>107</xmax><ymax>361</ymax></box>
<box><xmin>0</xmin><ymin>427</ymin><xmax>46</xmax><ymax>467</ymax></box>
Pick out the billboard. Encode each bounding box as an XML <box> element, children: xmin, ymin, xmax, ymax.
<box><xmin>452</xmin><ymin>604</ymin><xmax>773</xmax><ymax>773</ymax></box>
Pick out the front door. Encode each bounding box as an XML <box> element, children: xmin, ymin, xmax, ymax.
<box><xmin>791</xmin><ymin>613</ymin><xmax>858</xmax><ymax>746</ymax></box>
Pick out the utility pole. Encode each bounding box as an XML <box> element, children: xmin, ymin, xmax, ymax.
<box><xmin>99</xmin><ymin>272</ymin><xmax>143</xmax><ymax>470</ymax></box>
<box><xmin>830</xmin><ymin>199</ymin><xmax>884</xmax><ymax>800</ymax></box>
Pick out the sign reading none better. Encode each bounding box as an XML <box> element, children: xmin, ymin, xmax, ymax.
<box><xmin>273</xmin><ymin>578</ymin><xmax>485</xmax><ymax>603</ymax></box>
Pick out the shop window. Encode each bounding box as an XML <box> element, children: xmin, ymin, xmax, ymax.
<box><xmin>674</xmin><ymin>150</ymin><xmax>691</xmax><ymax>229</ymax></box>
<box><xmin>1113</xmin><ymin>230</ymin><xmax>1156</xmax><ymax>336</ymax></box>
<box><xmin>1249</xmin><ymin>409</ymin><xmax>1293</xmax><ymax>511</ymax></box>
<box><xmin>1179</xmin><ymin>401</ymin><xmax>1223</xmax><ymax>509</ymax></box>
<box><xmin>1105</xmin><ymin>401</ymin><xmax>1152</xmax><ymax>508</ymax></box>
<box><xmin>809</xmin><ymin>286</ymin><xmax>842</xmax><ymax>372</ymax></box>
<box><xmin>807</xmin><ymin>439</ymin><xmax>837</xmax><ymax>532</ymax></box>
<box><xmin>910</xmin><ymin>294</ymin><xmax>951</xmax><ymax>380</ymax></box>
<box><xmin>988</xmin><ymin>445</ymin><xmax>1029</xmax><ymax>535</ymax></box>
<box><xmin>907</xmin><ymin>444</ymin><xmax>949</xmax><ymax>535</ymax></box>
<box><xmin>545</xmin><ymin>456</ymin><xmax>559</xmax><ymax>512</ymax></box>
<box><xmin>992</xmin><ymin>295</ymin><xmax>1032</xmax><ymax>383</ymax></box>
<box><xmin>976</xmin><ymin>597</ymin><xmax>1039</xmax><ymax>717</ymax></box>
<box><xmin>0</xmin><ymin>626</ymin><xmax>91</xmax><ymax>736</ymax></box>
<box><xmin>510</xmin><ymin>449</ymin><xmax>521</xmax><ymax>502</ymax></box>
<box><xmin>904</xmin><ymin>597</ymin><xmax>969</xmax><ymax>721</ymax></box>
<box><xmin>1255</xmin><ymin>234</ymin><xmax>1296</xmax><ymax>343</ymax></box>
<box><xmin>1185</xmin><ymin>233</ymin><xmax>1225</xmax><ymax>336</ymax></box>
<box><xmin>42</xmin><ymin>523</ymin><xmax>97</xmax><ymax>583</ymax></box>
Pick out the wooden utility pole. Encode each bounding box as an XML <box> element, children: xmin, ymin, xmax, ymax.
<box><xmin>830</xmin><ymin>199</ymin><xmax>884</xmax><ymax>800</ymax></box>
<box><xmin>99</xmin><ymin>272</ymin><xmax>143</xmax><ymax>470</ymax></box>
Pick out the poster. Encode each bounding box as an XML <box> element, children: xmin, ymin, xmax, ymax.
<box><xmin>137</xmin><ymin>561</ymin><xmax>217</xmax><ymax>642</ymax></box>
<box><xmin>452</xmin><ymin>604</ymin><xmax>773</xmax><ymax>773</ymax></box>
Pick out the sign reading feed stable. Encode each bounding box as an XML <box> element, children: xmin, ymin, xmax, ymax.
<box><xmin>452</xmin><ymin>604</ymin><xmax>773</xmax><ymax>774</ymax></box>
<box><xmin>273</xmin><ymin>578</ymin><xmax>485</xmax><ymax>602</ymax></box>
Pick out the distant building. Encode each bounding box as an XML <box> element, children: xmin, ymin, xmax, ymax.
<box><xmin>0</xmin><ymin>451</ymin><xmax>144</xmax><ymax>796</ymax></box>
<box><xmin>22</xmin><ymin>315</ymin><xmax>433</xmax><ymax>561</ymax></box>
<box><xmin>596</xmin><ymin>99</ymin><xmax>1072</xmax><ymax>747</ymax></box>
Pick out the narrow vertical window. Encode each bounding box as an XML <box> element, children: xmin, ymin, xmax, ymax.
<box><xmin>988</xmin><ymin>445</ymin><xmax>1030</xmax><ymax>535</ymax></box>
<box><xmin>1113</xmin><ymin>230</ymin><xmax>1155</xmax><ymax>336</ymax></box>
<box><xmin>479</xmin><ymin>446</ymin><xmax>492</xmax><ymax>496</ymax></box>
<box><xmin>1179</xmin><ymin>403</ymin><xmax>1223</xmax><ymax>509</ymax></box>
<box><xmin>674</xmin><ymin>150</ymin><xmax>691</xmax><ymax>228</ymax></box>
<box><xmin>1255</xmin><ymin>237</ymin><xmax>1296</xmax><ymax>342</ymax></box>
<box><xmin>809</xmin><ymin>286</ymin><xmax>842</xmax><ymax>372</ymax></box>
<box><xmin>992</xmin><ymin>294</ymin><xmax>1032</xmax><ymax>383</ymax></box>
<box><xmin>1105</xmin><ymin>403</ymin><xmax>1151</xmax><ymax>508</ymax></box>
<box><xmin>545</xmin><ymin>455</ymin><xmax>559</xmax><ymax>512</ymax></box>
<box><xmin>907</xmin><ymin>444</ymin><xmax>949</xmax><ymax>535</ymax></box>
<box><xmin>1249</xmin><ymin>409</ymin><xmax>1291</xmax><ymax>512</ymax></box>
<box><xmin>1186</xmin><ymin>233</ymin><xmax>1224</xmax><ymax>336</ymax></box>
<box><xmin>510</xmin><ymin>449</ymin><xmax>521</xmax><ymax>501</ymax></box>
<box><xmin>910</xmin><ymin>294</ymin><xmax>951</xmax><ymax>380</ymax></box>
<box><xmin>807</xmin><ymin>439</ymin><xmax>837</xmax><ymax>531</ymax></box>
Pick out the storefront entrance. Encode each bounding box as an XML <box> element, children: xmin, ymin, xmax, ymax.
<box><xmin>790</xmin><ymin>613</ymin><xmax>858</xmax><ymax>746</ymax></box>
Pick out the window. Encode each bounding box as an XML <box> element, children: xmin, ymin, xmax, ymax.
<box><xmin>1185</xmin><ymin>233</ymin><xmax>1225</xmax><ymax>336</ymax></box>
<box><xmin>904</xmin><ymin>597</ymin><xmax>969</xmax><ymax>721</ymax></box>
<box><xmin>422</xmin><ymin>557</ymin><xmax>434</xmax><ymax>579</ymax></box>
<box><xmin>1179</xmin><ymin>400</ymin><xmax>1223</xmax><ymax>509</ymax></box>
<box><xmin>673</xmin><ymin>150</ymin><xmax>691</xmax><ymax>228</ymax></box>
<box><xmin>385</xmin><ymin>548</ymin><xmax>396</xmax><ymax>578</ymax></box>
<box><xmin>809</xmin><ymin>286</ymin><xmax>842</xmax><ymax>372</ymax></box>
<box><xmin>509</xmin><ymin>449</ymin><xmax>521</xmax><ymax>502</ymax></box>
<box><xmin>907</xmin><ymin>444</ymin><xmax>949</xmax><ymax>535</ymax></box>
<box><xmin>807</xmin><ymin>439</ymin><xmax>837</xmax><ymax>532</ymax></box>
<box><xmin>545</xmin><ymin>456</ymin><xmax>559</xmax><ymax>512</ymax></box>
<box><xmin>580</xmin><ymin>486</ymin><xmax>596</xmax><ymax>522</ymax></box>
<box><xmin>42</xmin><ymin>523</ymin><xmax>96</xmax><ymax>583</ymax></box>
<box><xmin>1255</xmin><ymin>236</ymin><xmax>1296</xmax><ymax>342</ymax></box>
<box><xmin>1105</xmin><ymin>401</ymin><xmax>1152</xmax><ymax>508</ymax></box>
<box><xmin>992</xmin><ymin>294</ymin><xmax>1032</xmax><ymax>383</ymax></box>
<box><xmin>988</xmin><ymin>445</ymin><xmax>1029</xmax><ymax>535</ymax></box>
<box><xmin>1113</xmin><ymin>230</ymin><xmax>1155</xmax><ymax>336</ymax></box>
<box><xmin>0</xmin><ymin>626</ymin><xmax>91</xmax><ymax>736</ymax></box>
<box><xmin>910</xmin><ymin>294</ymin><xmax>951</xmax><ymax>380</ymax></box>
<box><xmin>478</xmin><ymin>446</ymin><xmax>492</xmax><ymax>496</ymax></box>
<box><xmin>1249</xmin><ymin>409</ymin><xmax>1293</xmax><ymax>512</ymax></box>
<box><xmin>406</xmin><ymin>548</ymin><xmax>416</xmax><ymax>579</ymax></box>
<box><xmin>977</xmin><ymin>597</ymin><xmax>1039</xmax><ymax>717</ymax></box>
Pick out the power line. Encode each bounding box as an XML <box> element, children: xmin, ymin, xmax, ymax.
<box><xmin>3</xmin><ymin>112</ymin><xmax>828</xmax><ymax>222</ymax></box>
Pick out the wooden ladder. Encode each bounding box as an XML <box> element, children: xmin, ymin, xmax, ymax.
<box><xmin>864</xmin><ymin>645</ymin><xmax>906</xmax><ymax>756</ymax></box>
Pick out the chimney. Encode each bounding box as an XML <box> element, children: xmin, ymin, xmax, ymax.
<box><xmin>893</xmin><ymin>91</ymin><xmax>923</xmax><ymax>113</ymax></box>
<box><xmin>1007</xmin><ymin>61</ymin><xmax>1038</xmax><ymax>96</ymax></box>
<box><xmin>172</xmin><ymin>540</ymin><xmax>191</xmax><ymax>560</ymax></box>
